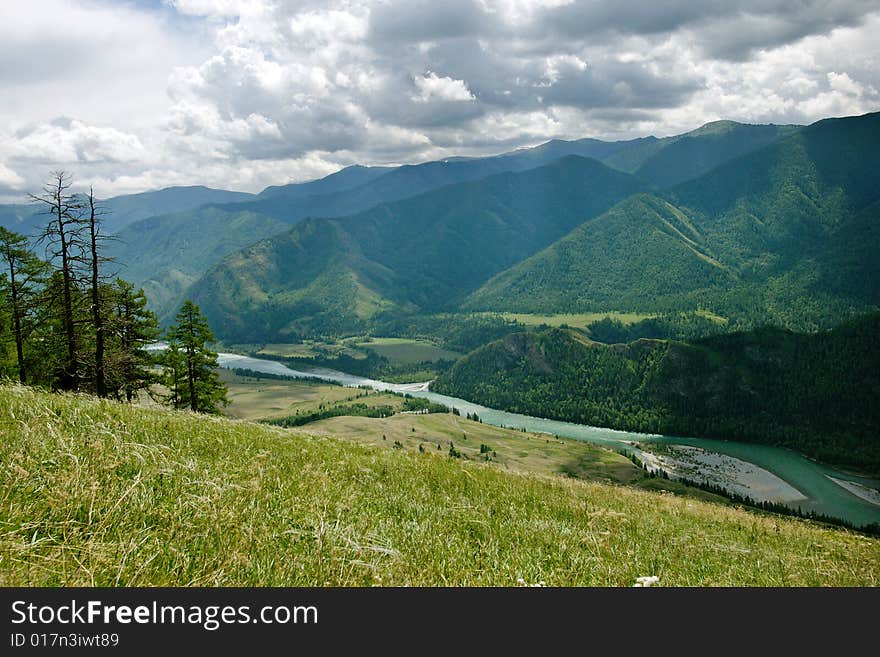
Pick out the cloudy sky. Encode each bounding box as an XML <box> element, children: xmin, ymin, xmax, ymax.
<box><xmin>1</xmin><ymin>0</ymin><xmax>878</xmax><ymax>200</ymax></box>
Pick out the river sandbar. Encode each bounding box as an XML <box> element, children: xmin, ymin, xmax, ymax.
<box><xmin>826</xmin><ymin>476</ymin><xmax>880</xmax><ymax>507</ymax></box>
<box><xmin>635</xmin><ymin>444</ymin><xmax>807</xmax><ymax>504</ymax></box>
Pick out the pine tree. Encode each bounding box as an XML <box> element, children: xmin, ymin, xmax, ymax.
<box><xmin>29</xmin><ymin>270</ymin><xmax>90</xmax><ymax>389</ymax></box>
<box><xmin>161</xmin><ymin>340</ymin><xmax>186</xmax><ymax>409</ymax></box>
<box><xmin>0</xmin><ymin>227</ymin><xmax>48</xmax><ymax>384</ymax></box>
<box><xmin>106</xmin><ymin>278</ymin><xmax>160</xmax><ymax>402</ymax></box>
<box><xmin>163</xmin><ymin>300</ymin><xmax>227</xmax><ymax>413</ymax></box>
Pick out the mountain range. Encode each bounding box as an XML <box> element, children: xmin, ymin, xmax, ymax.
<box><xmin>2</xmin><ymin>112</ymin><xmax>877</xmax><ymax>338</ymax></box>
<box><xmin>468</xmin><ymin>113</ymin><xmax>880</xmax><ymax>329</ymax></box>
<box><xmin>190</xmin><ymin>111</ymin><xmax>880</xmax><ymax>340</ymax></box>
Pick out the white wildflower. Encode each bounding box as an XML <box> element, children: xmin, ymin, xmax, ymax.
<box><xmin>516</xmin><ymin>577</ymin><xmax>546</xmax><ymax>587</ymax></box>
<box><xmin>633</xmin><ymin>575</ymin><xmax>660</xmax><ymax>587</ymax></box>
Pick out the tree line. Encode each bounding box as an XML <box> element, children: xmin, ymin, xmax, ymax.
<box><xmin>0</xmin><ymin>171</ymin><xmax>227</xmax><ymax>413</ymax></box>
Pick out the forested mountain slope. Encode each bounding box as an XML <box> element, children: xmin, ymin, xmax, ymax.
<box><xmin>190</xmin><ymin>156</ymin><xmax>646</xmax><ymax>341</ymax></box>
<box><xmin>107</xmin><ymin>208</ymin><xmax>287</xmax><ymax>321</ymax></box>
<box><xmin>468</xmin><ymin>111</ymin><xmax>880</xmax><ymax>330</ymax></box>
<box><xmin>433</xmin><ymin>313</ymin><xmax>880</xmax><ymax>472</ymax></box>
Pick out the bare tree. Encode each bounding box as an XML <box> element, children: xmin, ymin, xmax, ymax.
<box><xmin>85</xmin><ymin>187</ymin><xmax>113</xmax><ymax>397</ymax></box>
<box><xmin>31</xmin><ymin>171</ymin><xmax>85</xmax><ymax>391</ymax></box>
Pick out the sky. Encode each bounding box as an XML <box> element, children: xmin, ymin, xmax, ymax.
<box><xmin>1</xmin><ymin>0</ymin><xmax>879</xmax><ymax>200</ymax></box>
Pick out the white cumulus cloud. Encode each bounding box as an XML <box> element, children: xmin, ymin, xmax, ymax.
<box><xmin>0</xmin><ymin>0</ymin><xmax>877</xmax><ymax>198</ymax></box>
<box><xmin>0</xmin><ymin>163</ymin><xmax>26</xmax><ymax>190</ymax></box>
<box><xmin>413</xmin><ymin>72</ymin><xmax>477</xmax><ymax>102</ymax></box>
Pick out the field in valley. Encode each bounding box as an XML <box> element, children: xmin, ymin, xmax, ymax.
<box><xmin>354</xmin><ymin>337</ymin><xmax>461</xmax><ymax>364</ymax></box>
<box><xmin>220</xmin><ymin>369</ymin><xmax>405</xmax><ymax>422</ymax></box>
<box><xmin>498</xmin><ymin>312</ymin><xmax>655</xmax><ymax>329</ymax></box>
<box><xmin>221</xmin><ymin>372</ymin><xmax>766</xmax><ymax>506</ymax></box>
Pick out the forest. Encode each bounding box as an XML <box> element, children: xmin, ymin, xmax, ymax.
<box><xmin>433</xmin><ymin>315</ymin><xmax>880</xmax><ymax>473</ymax></box>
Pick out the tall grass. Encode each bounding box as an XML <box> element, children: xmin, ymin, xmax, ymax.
<box><xmin>1</xmin><ymin>384</ymin><xmax>877</xmax><ymax>586</ymax></box>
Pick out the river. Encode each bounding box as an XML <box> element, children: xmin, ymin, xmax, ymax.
<box><xmin>217</xmin><ymin>352</ymin><xmax>880</xmax><ymax>529</ymax></box>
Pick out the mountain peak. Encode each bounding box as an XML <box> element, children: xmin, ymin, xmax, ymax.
<box><xmin>687</xmin><ymin>120</ymin><xmax>745</xmax><ymax>137</ymax></box>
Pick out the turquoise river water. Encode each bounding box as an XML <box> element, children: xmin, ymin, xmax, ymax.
<box><xmin>218</xmin><ymin>352</ymin><xmax>880</xmax><ymax>528</ymax></box>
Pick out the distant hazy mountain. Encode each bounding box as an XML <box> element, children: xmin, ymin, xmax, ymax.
<box><xmin>99</xmin><ymin>185</ymin><xmax>255</xmax><ymax>233</ymax></box>
<box><xmin>257</xmin><ymin>165</ymin><xmax>393</xmax><ymax>200</ymax></box>
<box><xmin>209</xmin><ymin>122</ymin><xmax>797</xmax><ymax>225</ymax></box>
<box><xmin>0</xmin><ymin>203</ymin><xmax>42</xmax><ymax>236</ymax></box>
<box><xmin>0</xmin><ymin>185</ymin><xmax>255</xmax><ymax>238</ymax></box>
<box><xmin>209</xmin><ymin>134</ymin><xmax>657</xmax><ymax>225</ymax></box>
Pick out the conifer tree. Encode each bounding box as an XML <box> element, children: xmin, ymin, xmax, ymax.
<box><xmin>0</xmin><ymin>227</ymin><xmax>48</xmax><ymax>384</ymax></box>
<box><xmin>106</xmin><ymin>278</ymin><xmax>159</xmax><ymax>402</ymax></box>
<box><xmin>31</xmin><ymin>171</ymin><xmax>86</xmax><ymax>390</ymax></box>
<box><xmin>163</xmin><ymin>300</ymin><xmax>227</xmax><ymax>413</ymax></box>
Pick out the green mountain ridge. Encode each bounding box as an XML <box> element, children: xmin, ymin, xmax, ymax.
<box><xmin>467</xmin><ymin>111</ymin><xmax>880</xmax><ymax>330</ymax></box>
<box><xmin>107</xmin><ymin>207</ymin><xmax>287</xmax><ymax>322</ymax></box>
<box><xmin>465</xmin><ymin>193</ymin><xmax>735</xmax><ymax>312</ymax></box>
<box><xmin>190</xmin><ymin>156</ymin><xmax>647</xmax><ymax>341</ymax></box>
<box><xmin>633</xmin><ymin>122</ymin><xmax>800</xmax><ymax>188</ymax></box>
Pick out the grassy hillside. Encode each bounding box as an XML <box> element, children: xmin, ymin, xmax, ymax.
<box><xmin>433</xmin><ymin>314</ymin><xmax>880</xmax><ymax>473</ymax></box>
<box><xmin>1</xmin><ymin>383</ymin><xmax>877</xmax><ymax>586</ymax></box>
<box><xmin>220</xmin><ymin>369</ymin><xmax>649</xmax><ymax>485</ymax></box>
<box><xmin>467</xmin><ymin>112</ymin><xmax>880</xmax><ymax>330</ymax></box>
<box><xmin>191</xmin><ymin>156</ymin><xmax>646</xmax><ymax>342</ymax></box>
